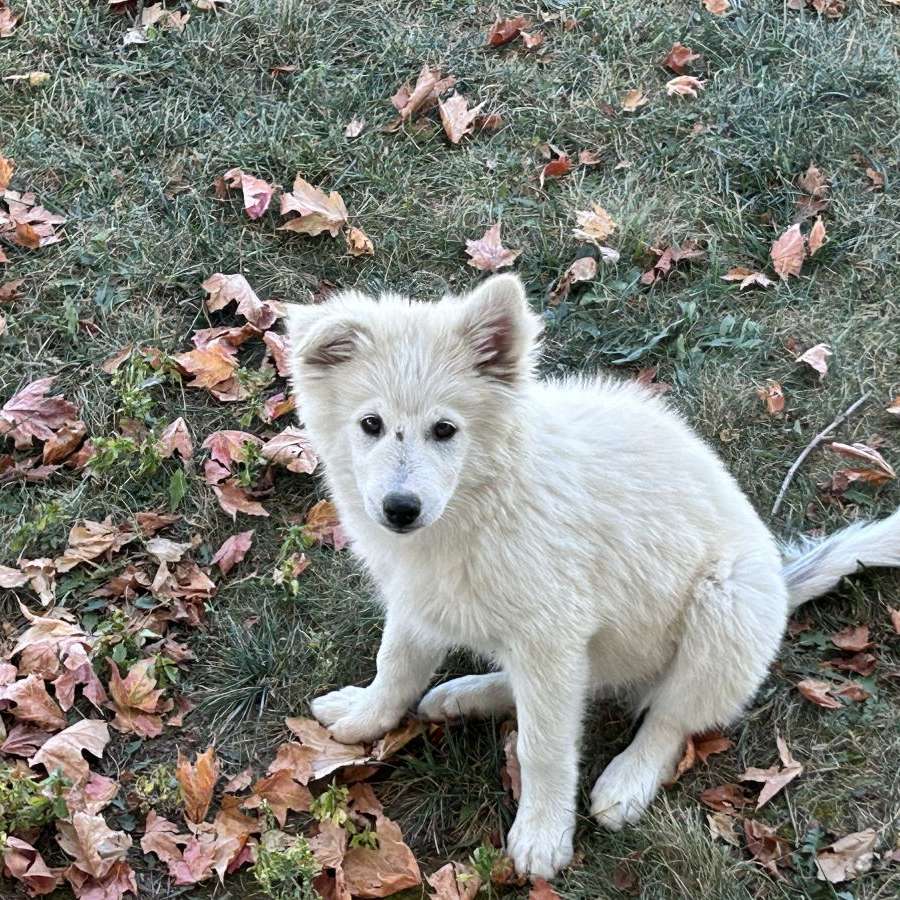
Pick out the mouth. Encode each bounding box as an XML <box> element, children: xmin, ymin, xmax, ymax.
<box><xmin>380</xmin><ymin>520</ymin><xmax>423</xmax><ymax>535</ymax></box>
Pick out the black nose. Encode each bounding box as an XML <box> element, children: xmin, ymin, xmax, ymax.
<box><xmin>382</xmin><ymin>491</ymin><xmax>421</xmax><ymax>529</ymax></box>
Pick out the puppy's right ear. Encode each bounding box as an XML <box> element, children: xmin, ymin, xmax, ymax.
<box><xmin>284</xmin><ymin>301</ymin><xmax>368</xmax><ymax>369</ymax></box>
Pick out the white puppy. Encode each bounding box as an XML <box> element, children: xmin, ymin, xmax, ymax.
<box><xmin>284</xmin><ymin>274</ymin><xmax>900</xmax><ymax>879</ymax></box>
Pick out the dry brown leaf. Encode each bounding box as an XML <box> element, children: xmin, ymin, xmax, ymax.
<box><xmin>427</xmin><ymin>862</ymin><xmax>481</xmax><ymax>900</ymax></box>
<box><xmin>140</xmin><ymin>810</ymin><xmax>190</xmax><ymax>868</ymax></box>
<box><xmin>221</xmin><ymin>167</ymin><xmax>275</xmax><ymax>220</ymax></box>
<box><xmin>757</xmin><ymin>382</ymin><xmax>785</xmax><ymax>415</ymax></box>
<box><xmin>156</xmin><ymin>417</ymin><xmax>193</xmax><ymax>460</ymax></box>
<box><xmin>202</xmin><ymin>272</ymin><xmax>280</xmax><ymax>330</ymax></box>
<box><xmin>279</xmin><ymin>175</ymin><xmax>349</xmax><ymax>237</ymax></box>
<box><xmin>500</xmin><ymin>727</ymin><xmax>521</xmax><ymax>800</ymax></box>
<box><xmin>621</xmin><ymin>88</ymin><xmax>649</xmax><ymax>112</ymax></box>
<box><xmin>107</xmin><ymin>658</ymin><xmax>166</xmax><ymax>738</ymax></box>
<box><xmin>823</xmin><ymin>652</ymin><xmax>877</xmax><ymax>676</ymax></box>
<box><xmin>807</xmin><ymin>216</ymin><xmax>826</xmax><ymax>256</ymax></box>
<box><xmin>0</xmin><ymin>190</ymin><xmax>66</xmax><ymax>248</ymax></box>
<box><xmin>0</xmin><ymin>154</ymin><xmax>13</xmax><ymax>190</ymax></box>
<box><xmin>740</xmin><ymin>735</ymin><xmax>803</xmax><ymax>809</ymax></box>
<box><xmin>242</xmin><ymin>769</ymin><xmax>312</xmax><ymax>826</ymax></box>
<box><xmin>18</xmin><ymin>558</ymin><xmax>57</xmax><ymax>605</ymax></box>
<box><xmin>202</xmin><ymin>429</ymin><xmax>263</xmax><ymax>470</ymax></box>
<box><xmin>487</xmin><ymin>15</ymin><xmax>530</xmax><ymax>47</ymax></box>
<box><xmin>372</xmin><ymin>718</ymin><xmax>426</xmax><ymax>761</ymax></box>
<box><xmin>211</xmin><ymin>530</ymin><xmax>253</xmax><ymax>576</ymax></box>
<box><xmin>464</xmin><ymin>223</ymin><xmax>520</xmax><ymax>272</ymax></box>
<box><xmin>721</xmin><ymin>266</ymin><xmax>774</xmax><ymax>290</ymax></box>
<box><xmin>699</xmin><ymin>782</ymin><xmax>749</xmax><ymax>813</ymax></box>
<box><xmin>342</xmin><ymin>814</ymin><xmax>422</xmax><ymax>897</ymax></box>
<box><xmin>57</xmin><ymin>811</ymin><xmax>132</xmax><ymax>879</ymax></box>
<box><xmin>213</xmin><ymin>481</ymin><xmax>270</xmax><ymax>519</ymax></box>
<box><xmin>828</xmin><ymin>442</ymin><xmax>895</xmax><ymax>479</ymax></box>
<box><xmin>549</xmin><ymin>256</ymin><xmax>597</xmax><ymax>305</ymax></box>
<box><xmin>663</xmin><ymin>42</ymin><xmax>701</xmax><ymax>73</ymax></box>
<box><xmin>0</xmin><ymin>674</ymin><xmax>67</xmax><ymax>730</ymax></box>
<box><xmin>770</xmin><ymin>224</ymin><xmax>806</xmax><ymax>280</ymax></box>
<box><xmin>389</xmin><ymin>64</ymin><xmax>456</xmax><ymax>123</ymax></box>
<box><xmin>260</xmin><ymin>427</ymin><xmax>318</xmax><ymax>475</ymax></box>
<box><xmin>834</xmin><ymin>683</ymin><xmax>870</xmax><ymax>703</ymax></box>
<box><xmin>346</xmin><ymin>225</ymin><xmax>374</xmax><ymax>257</ymax></box>
<box><xmin>223</xmin><ymin>768</ymin><xmax>255</xmax><ymax>793</ymax></box>
<box><xmin>174</xmin><ymin>341</ymin><xmax>240</xmax><ymax>392</ymax></box>
<box><xmin>573</xmin><ymin>203</ymin><xmax>617</xmax><ymax>244</ymax></box>
<box><xmin>438</xmin><ymin>92</ymin><xmax>486</xmax><ymax>144</ymax></box>
<box><xmin>42</xmin><ymin>419</ymin><xmax>87</xmax><ymax>464</ymax></box>
<box><xmin>864</xmin><ymin>167</ymin><xmax>884</xmax><ymax>191</ymax></box>
<box><xmin>52</xmin><ymin>643</ymin><xmax>107</xmax><ymax>711</ymax></box>
<box><xmin>815</xmin><ymin>829</ymin><xmax>877</xmax><ymax>883</ymax></box>
<box><xmin>529</xmin><ymin>879</ymin><xmax>563</xmax><ymax>899</ymax></box>
<box><xmin>743</xmin><ymin>819</ymin><xmax>791</xmax><ymax>878</ymax></box>
<box><xmin>284</xmin><ymin>716</ymin><xmax>370</xmax><ymax>781</ymax></box>
<box><xmin>0</xmin><ymin>563</ymin><xmax>27</xmax><ymax>588</ymax></box>
<box><xmin>263</xmin><ymin>391</ymin><xmax>295</xmax><ymax>423</ymax></box>
<box><xmin>0</xmin><ymin>376</ymin><xmax>78</xmax><ymax>449</ymax></box>
<box><xmin>830</xmin><ymin>624</ymin><xmax>873</xmax><ymax>652</ymax></box>
<box><xmin>889</xmin><ymin>607</ymin><xmax>900</xmax><ymax>635</ymax></box>
<box><xmin>263</xmin><ymin>330</ymin><xmax>291</xmax><ymax>377</ymax></box>
<box><xmin>521</xmin><ymin>31</ymin><xmax>544</xmax><ymax>49</ymax></box>
<box><xmin>796</xmin><ymin>343</ymin><xmax>832</xmax><ymax>380</ymax></box>
<box><xmin>666</xmin><ymin>75</ymin><xmax>705</xmax><ymax>98</ymax></box>
<box><xmin>704</xmin><ymin>0</ymin><xmax>731</xmax><ymax>13</ymax></box>
<box><xmin>177</xmin><ymin>747</ymin><xmax>220</xmax><ymax>823</ymax></box>
<box><xmin>1</xmin><ymin>835</ymin><xmax>63</xmax><ymax>896</ymax></box>
<box><xmin>29</xmin><ymin>719</ymin><xmax>109</xmax><ymax>786</ymax></box>
<box><xmin>0</xmin><ymin>277</ymin><xmax>25</xmax><ymax>301</ymax></box>
<box><xmin>55</xmin><ymin>519</ymin><xmax>135</xmax><ymax>573</ymax></box>
<box><xmin>707</xmin><ymin>812</ymin><xmax>741</xmax><ymax>847</ymax></box>
<box><xmin>539</xmin><ymin>152</ymin><xmax>572</xmax><ymax>187</ymax></box>
<box><xmin>797</xmin><ymin>678</ymin><xmax>842</xmax><ymax>709</ymax></box>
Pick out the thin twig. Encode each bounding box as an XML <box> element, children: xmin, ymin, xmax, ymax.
<box><xmin>771</xmin><ymin>393</ymin><xmax>870</xmax><ymax>517</ymax></box>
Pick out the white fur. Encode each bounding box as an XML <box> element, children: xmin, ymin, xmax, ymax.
<box><xmin>285</xmin><ymin>274</ymin><xmax>900</xmax><ymax>879</ymax></box>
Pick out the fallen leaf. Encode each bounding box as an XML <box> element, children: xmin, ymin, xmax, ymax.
<box><xmin>707</xmin><ymin>812</ymin><xmax>741</xmax><ymax>847</ymax></box>
<box><xmin>0</xmin><ymin>376</ymin><xmax>78</xmax><ymax>449</ymax></box>
<box><xmin>345</xmin><ymin>116</ymin><xmax>366</xmax><ymax>138</ymax></box>
<box><xmin>864</xmin><ymin>167</ymin><xmax>884</xmax><ymax>191</ymax></box>
<box><xmin>42</xmin><ymin>419</ymin><xmax>87</xmax><ymax>464</ymax></box>
<box><xmin>242</xmin><ymin>769</ymin><xmax>311</xmax><ymax>825</ymax></box>
<box><xmin>389</xmin><ymin>64</ymin><xmax>456</xmax><ymax>124</ymax></box>
<box><xmin>345</xmin><ymin>225</ymin><xmax>374</xmax><ymax>257</ymax></box>
<box><xmin>29</xmin><ymin>719</ymin><xmax>110</xmax><ymax>786</ymax></box>
<box><xmin>155</xmin><ymin>416</ymin><xmax>193</xmax><ymax>460</ymax></box>
<box><xmin>573</xmin><ymin>203</ymin><xmax>617</xmax><ymax>244</ymax></box>
<box><xmin>666</xmin><ymin>76</ymin><xmax>705</xmax><ymax>98</ymax></box>
<box><xmin>721</xmin><ymin>266</ymin><xmax>774</xmax><ymax>290</ymax></box>
<box><xmin>740</xmin><ymin>735</ymin><xmax>803</xmax><ymax>808</ymax></box>
<box><xmin>284</xmin><ymin>716</ymin><xmax>370</xmax><ymax>781</ymax></box>
<box><xmin>177</xmin><ymin>747</ymin><xmax>220</xmax><ymax>823</ymax></box>
<box><xmin>823</xmin><ymin>652</ymin><xmax>876</xmax><ymax>676</ymax></box>
<box><xmin>538</xmin><ymin>151</ymin><xmax>572</xmax><ymax>187</ymax></box>
<box><xmin>816</xmin><ymin>829</ymin><xmax>877</xmax><ymax>883</ymax></box>
<box><xmin>140</xmin><ymin>810</ymin><xmax>190</xmax><ymax>868</ymax></box>
<box><xmin>279</xmin><ymin>175</ymin><xmax>349</xmax><ymax>237</ymax></box>
<box><xmin>261</xmin><ymin>427</ymin><xmax>319</xmax><ymax>474</ymax></box>
<box><xmin>828</xmin><ymin>442</ymin><xmax>895</xmax><ymax>480</ymax></box>
<box><xmin>342</xmin><ymin>814</ymin><xmax>422</xmax><ymax>897</ymax></box>
<box><xmin>107</xmin><ymin>658</ymin><xmax>166</xmax><ymax>738</ymax></box>
<box><xmin>223</xmin><ymin>769</ymin><xmax>254</xmax><ymax>792</ymax></box>
<box><xmin>174</xmin><ymin>341</ymin><xmax>240</xmax><ymax>393</ymax></box>
<box><xmin>529</xmin><ymin>879</ymin><xmax>562</xmax><ymax>899</ymax></box>
<box><xmin>213</xmin><ymin>481</ymin><xmax>270</xmax><ymax>519</ymax></box>
<box><xmin>796</xmin><ymin>163</ymin><xmax>830</xmax><ymax>218</ymax></box>
<box><xmin>0</xmin><ymin>190</ymin><xmax>66</xmax><ymax>249</ymax></box>
<box><xmin>438</xmin><ymin>92</ymin><xmax>486</xmax><ymax>144</ymax></box>
<box><xmin>18</xmin><ymin>558</ymin><xmax>57</xmax><ymax>605</ymax></box>
<box><xmin>487</xmin><ymin>16</ymin><xmax>529</xmax><ymax>47</ymax></box>
<box><xmin>663</xmin><ymin>42</ymin><xmax>701</xmax><ymax>73</ymax></box>
<box><xmin>427</xmin><ymin>862</ymin><xmax>481</xmax><ymax>900</ymax></box>
<box><xmin>834</xmin><ymin>683</ymin><xmax>870</xmax><ymax>703</ymax></box>
<box><xmin>465</xmin><ymin>223</ymin><xmax>520</xmax><ymax>272</ymax></box>
<box><xmin>65</xmin><ymin>859</ymin><xmax>137</xmax><ymax>900</ymax></box>
<box><xmin>55</xmin><ymin>519</ymin><xmax>135</xmax><ymax>572</ymax></box>
<box><xmin>521</xmin><ymin>31</ymin><xmax>544</xmax><ymax>49</ymax></box>
<box><xmin>641</xmin><ymin>240</ymin><xmax>705</xmax><ymax>284</ymax></box>
<box><xmin>890</xmin><ymin>607</ymin><xmax>900</xmax><ymax>635</ymax></box>
<box><xmin>263</xmin><ymin>329</ymin><xmax>291</xmax><ymax>377</ymax></box>
<box><xmin>0</xmin><ymin>674</ymin><xmax>66</xmax><ymax>730</ymax></box>
<box><xmin>757</xmin><ymin>382</ymin><xmax>785</xmax><ymax>415</ymax></box>
<box><xmin>0</xmin><ymin>563</ymin><xmax>27</xmax><ymax>587</ymax></box>
<box><xmin>696</xmin><ymin>733</ymin><xmax>734</xmax><ymax>763</ymax></box>
<box><xmin>52</xmin><ymin>643</ymin><xmax>108</xmax><ymax>711</ymax></box>
<box><xmin>57</xmin><ymin>812</ymin><xmax>132</xmax><ymax>879</ymax></box>
<box><xmin>500</xmin><ymin>728</ymin><xmax>521</xmax><ymax>800</ymax></box>
<box><xmin>0</xmin><ymin>154</ymin><xmax>13</xmax><ymax>189</ymax></box>
<box><xmin>263</xmin><ymin>391</ymin><xmax>295</xmax><ymax>422</ymax></box>
<box><xmin>1</xmin><ymin>723</ymin><xmax>51</xmax><ymax>756</ymax></box>
<box><xmin>831</xmin><ymin>624</ymin><xmax>873</xmax><ymax>652</ymax></box>
<box><xmin>549</xmin><ymin>256</ymin><xmax>597</xmax><ymax>305</ymax></box>
<box><xmin>743</xmin><ymin>819</ymin><xmax>791</xmax><ymax>878</ymax></box>
<box><xmin>211</xmin><ymin>530</ymin><xmax>254</xmax><ymax>575</ymax></box>
<box><xmin>222</xmin><ymin>167</ymin><xmax>275</xmax><ymax>220</ymax></box>
<box><xmin>1</xmin><ymin>836</ymin><xmax>63</xmax><ymax>896</ymax></box>
<box><xmin>0</xmin><ymin>277</ymin><xmax>25</xmax><ymax>301</ymax></box>
<box><xmin>796</xmin><ymin>342</ymin><xmax>831</xmax><ymax>378</ymax></box>
<box><xmin>699</xmin><ymin>783</ymin><xmax>749</xmax><ymax>813</ymax></box>
<box><xmin>621</xmin><ymin>88</ymin><xmax>649</xmax><ymax>112</ymax></box>
<box><xmin>704</xmin><ymin>0</ymin><xmax>731</xmax><ymax>13</ymax></box>
<box><xmin>797</xmin><ymin>678</ymin><xmax>842</xmax><ymax>709</ymax></box>
<box><xmin>807</xmin><ymin>216</ymin><xmax>826</xmax><ymax>256</ymax></box>
<box><xmin>770</xmin><ymin>224</ymin><xmax>806</xmax><ymax>280</ymax></box>
<box><xmin>202</xmin><ymin>272</ymin><xmax>280</xmax><ymax>330</ymax></box>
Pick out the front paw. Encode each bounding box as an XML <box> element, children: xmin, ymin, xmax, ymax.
<box><xmin>310</xmin><ymin>685</ymin><xmax>402</xmax><ymax>744</ymax></box>
<box><xmin>506</xmin><ymin>811</ymin><xmax>574</xmax><ymax>880</ymax></box>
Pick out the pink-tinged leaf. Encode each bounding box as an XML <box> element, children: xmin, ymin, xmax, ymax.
<box><xmin>1</xmin><ymin>836</ymin><xmax>63</xmax><ymax>896</ymax></box>
<box><xmin>0</xmin><ymin>376</ymin><xmax>79</xmax><ymax>449</ymax></box>
<box><xmin>815</xmin><ymin>829</ymin><xmax>878</xmax><ymax>883</ymax></box>
<box><xmin>663</xmin><ymin>42</ymin><xmax>701</xmax><ymax>74</ymax></box>
<box><xmin>666</xmin><ymin>76</ymin><xmax>705</xmax><ymax>98</ymax></box>
<box><xmin>830</xmin><ymin>624</ymin><xmax>872</xmax><ymax>652</ymax></box>
<box><xmin>107</xmin><ymin>659</ymin><xmax>166</xmax><ymax>738</ymax></box>
<box><xmin>739</xmin><ymin>735</ymin><xmax>803</xmax><ymax>808</ymax></box>
<box><xmin>464</xmin><ymin>223</ymin><xmax>521</xmax><ymax>272</ymax></box>
<box><xmin>52</xmin><ymin>643</ymin><xmax>108</xmax><ymax>711</ymax></box>
<box><xmin>263</xmin><ymin>330</ymin><xmax>291</xmax><ymax>377</ymax></box>
<box><xmin>797</xmin><ymin>678</ymin><xmax>842</xmax><ymax>709</ymax></box>
<box><xmin>157</xmin><ymin>417</ymin><xmax>193</xmax><ymax>459</ymax></box>
<box><xmin>0</xmin><ymin>673</ymin><xmax>66</xmax><ymax>730</ymax></box>
<box><xmin>222</xmin><ymin>168</ymin><xmax>275</xmax><ymax>220</ymax></box>
<box><xmin>279</xmin><ymin>175</ymin><xmax>349</xmax><ymax>238</ymax></box>
<box><xmin>807</xmin><ymin>216</ymin><xmax>826</xmax><ymax>256</ymax></box>
<box><xmin>177</xmin><ymin>747</ymin><xmax>220</xmax><ymax>824</ymax></box>
<box><xmin>56</xmin><ymin>812</ymin><xmax>132</xmax><ymax>880</ymax></box>
<box><xmin>796</xmin><ymin>342</ymin><xmax>831</xmax><ymax>379</ymax></box>
<box><xmin>202</xmin><ymin>272</ymin><xmax>280</xmax><ymax>330</ymax></box>
<box><xmin>438</xmin><ymin>92</ymin><xmax>486</xmax><ymax>144</ymax></box>
<box><xmin>202</xmin><ymin>429</ymin><xmax>264</xmax><ymax>468</ymax></box>
<box><xmin>770</xmin><ymin>224</ymin><xmax>805</xmax><ymax>280</ymax></box>
<box><xmin>260</xmin><ymin>427</ymin><xmax>318</xmax><ymax>474</ymax></box>
<box><xmin>487</xmin><ymin>15</ymin><xmax>529</xmax><ymax>47</ymax></box>
<box><xmin>211</xmin><ymin>530</ymin><xmax>254</xmax><ymax>576</ymax></box>
<box><xmin>212</xmin><ymin>481</ymin><xmax>270</xmax><ymax>519</ymax></box>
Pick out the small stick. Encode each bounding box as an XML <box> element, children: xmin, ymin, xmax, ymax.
<box><xmin>770</xmin><ymin>392</ymin><xmax>870</xmax><ymax>517</ymax></box>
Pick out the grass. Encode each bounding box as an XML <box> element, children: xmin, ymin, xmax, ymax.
<box><xmin>2</xmin><ymin>0</ymin><xmax>899</xmax><ymax>897</ymax></box>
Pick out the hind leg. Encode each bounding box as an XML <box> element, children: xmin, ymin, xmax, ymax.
<box><xmin>418</xmin><ymin>672</ymin><xmax>514</xmax><ymax>721</ymax></box>
<box><xmin>591</xmin><ymin>555</ymin><xmax>787</xmax><ymax>829</ymax></box>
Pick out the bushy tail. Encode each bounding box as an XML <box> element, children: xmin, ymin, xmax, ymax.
<box><xmin>782</xmin><ymin>508</ymin><xmax>900</xmax><ymax>611</ymax></box>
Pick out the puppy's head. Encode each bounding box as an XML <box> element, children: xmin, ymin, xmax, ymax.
<box><xmin>285</xmin><ymin>274</ymin><xmax>541</xmax><ymax>534</ymax></box>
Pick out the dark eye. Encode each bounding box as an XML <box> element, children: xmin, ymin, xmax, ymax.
<box><xmin>432</xmin><ymin>420</ymin><xmax>457</xmax><ymax>441</ymax></box>
<box><xmin>360</xmin><ymin>415</ymin><xmax>383</xmax><ymax>437</ymax></box>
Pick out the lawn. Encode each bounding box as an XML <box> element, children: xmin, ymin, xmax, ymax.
<box><xmin>1</xmin><ymin>0</ymin><xmax>899</xmax><ymax>898</ymax></box>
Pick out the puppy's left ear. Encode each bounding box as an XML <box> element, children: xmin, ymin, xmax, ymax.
<box><xmin>459</xmin><ymin>273</ymin><xmax>542</xmax><ymax>383</ymax></box>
